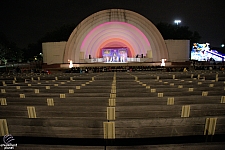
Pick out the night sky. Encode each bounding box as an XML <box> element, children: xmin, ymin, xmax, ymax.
<box><xmin>0</xmin><ymin>0</ymin><xmax>224</xmax><ymax>49</ymax></box>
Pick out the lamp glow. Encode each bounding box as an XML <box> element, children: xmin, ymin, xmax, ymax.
<box><xmin>161</xmin><ymin>59</ymin><xmax>166</xmax><ymax>66</ymax></box>
<box><xmin>68</xmin><ymin>60</ymin><xmax>73</xmax><ymax>68</ymax></box>
<box><xmin>174</xmin><ymin>20</ymin><xmax>181</xmax><ymax>25</ymax></box>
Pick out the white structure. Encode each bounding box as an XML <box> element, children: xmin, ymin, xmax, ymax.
<box><xmin>42</xmin><ymin>9</ymin><xmax>190</xmax><ymax>65</ymax></box>
<box><xmin>165</xmin><ymin>40</ymin><xmax>190</xmax><ymax>62</ymax></box>
<box><xmin>42</xmin><ymin>42</ymin><xmax>66</xmax><ymax>64</ymax></box>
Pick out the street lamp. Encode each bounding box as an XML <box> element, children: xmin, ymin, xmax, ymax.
<box><xmin>174</xmin><ymin>20</ymin><xmax>181</xmax><ymax>25</ymax></box>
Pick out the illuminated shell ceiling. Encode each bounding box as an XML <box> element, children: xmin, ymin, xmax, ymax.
<box><xmin>63</xmin><ymin>9</ymin><xmax>168</xmax><ymax>63</ymax></box>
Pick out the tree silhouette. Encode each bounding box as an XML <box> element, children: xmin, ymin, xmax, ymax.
<box><xmin>0</xmin><ymin>32</ymin><xmax>23</xmax><ymax>63</ymax></box>
<box><xmin>156</xmin><ymin>22</ymin><xmax>201</xmax><ymax>43</ymax></box>
<box><xmin>24</xmin><ymin>24</ymin><xmax>76</xmax><ymax>60</ymax></box>
<box><xmin>39</xmin><ymin>24</ymin><xmax>76</xmax><ymax>43</ymax></box>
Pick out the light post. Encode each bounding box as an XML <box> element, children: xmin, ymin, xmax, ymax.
<box><xmin>174</xmin><ymin>20</ymin><xmax>181</xmax><ymax>25</ymax></box>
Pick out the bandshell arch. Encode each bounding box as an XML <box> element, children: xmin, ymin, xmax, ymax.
<box><xmin>63</xmin><ymin>9</ymin><xmax>168</xmax><ymax>63</ymax></box>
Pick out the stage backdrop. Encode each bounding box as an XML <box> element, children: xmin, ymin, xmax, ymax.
<box><xmin>102</xmin><ymin>47</ymin><xmax>128</xmax><ymax>63</ymax></box>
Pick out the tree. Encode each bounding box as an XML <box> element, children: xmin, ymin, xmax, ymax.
<box><xmin>222</xmin><ymin>38</ymin><xmax>225</xmax><ymax>50</ymax></box>
<box><xmin>0</xmin><ymin>32</ymin><xmax>9</xmax><ymax>63</ymax></box>
<box><xmin>218</xmin><ymin>38</ymin><xmax>225</xmax><ymax>54</ymax></box>
<box><xmin>0</xmin><ymin>32</ymin><xmax>23</xmax><ymax>63</ymax></box>
<box><xmin>23</xmin><ymin>24</ymin><xmax>76</xmax><ymax>61</ymax></box>
<box><xmin>23</xmin><ymin>43</ymin><xmax>42</xmax><ymax>61</ymax></box>
<box><xmin>39</xmin><ymin>24</ymin><xmax>76</xmax><ymax>43</ymax></box>
<box><xmin>156</xmin><ymin>22</ymin><xmax>201</xmax><ymax>43</ymax></box>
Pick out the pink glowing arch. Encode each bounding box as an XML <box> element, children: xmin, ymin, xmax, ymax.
<box><xmin>96</xmin><ymin>38</ymin><xmax>135</xmax><ymax>58</ymax></box>
<box><xmin>63</xmin><ymin>9</ymin><xmax>168</xmax><ymax>63</ymax></box>
<box><xmin>80</xmin><ymin>22</ymin><xmax>149</xmax><ymax>59</ymax></box>
<box><xmin>81</xmin><ymin>22</ymin><xmax>150</xmax><ymax>48</ymax></box>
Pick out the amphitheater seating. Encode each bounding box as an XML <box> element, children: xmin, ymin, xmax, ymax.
<box><xmin>0</xmin><ymin>70</ymin><xmax>225</xmax><ymax>149</ymax></box>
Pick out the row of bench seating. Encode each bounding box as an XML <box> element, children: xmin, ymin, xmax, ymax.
<box><xmin>0</xmin><ymin>71</ymin><xmax>225</xmax><ymax>149</ymax></box>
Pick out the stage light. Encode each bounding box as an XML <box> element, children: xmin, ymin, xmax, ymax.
<box><xmin>161</xmin><ymin>59</ymin><xmax>166</xmax><ymax>66</ymax></box>
<box><xmin>174</xmin><ymin>20</ymin><xmax>181</xmax><ymax>25</ymax></box>
<box><xmin>68</xmin><ymin>59</ymin><xmax>73</xmax><ymax>68</ymax></box>
<box><xmin>221</xmin><ymin>44</ymin><xmax>224</xmax><ymax>47</ymax></box>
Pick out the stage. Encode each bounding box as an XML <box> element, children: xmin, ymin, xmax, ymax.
<box><xmin>41</xmin><ymin>61</ymin><xmax>194</xmax><ymax>70</ymax></box>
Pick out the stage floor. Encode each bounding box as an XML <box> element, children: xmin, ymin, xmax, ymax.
<box><xmin>60</xmin><ymin>62</ymin><xmax>171</xmax><ymax>68</ymax></box>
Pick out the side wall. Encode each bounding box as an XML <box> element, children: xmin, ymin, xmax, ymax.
<box><xmin>42</xmin><ymin>42</ymin><xmax>66</xmax><ymax>64</ymax></box>
<box><xmin>165</xmin><ymin>40</ymin><xmax>190</xmax><ymax>62</ymax></box>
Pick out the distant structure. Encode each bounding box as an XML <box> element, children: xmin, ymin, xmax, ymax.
<box><xmin>42</xmin><ymin>9</ymin><xmax>190</xmax><ymax>67</ymax></box>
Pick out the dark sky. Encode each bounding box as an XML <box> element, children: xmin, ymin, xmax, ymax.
<box><xmin>0</xmin><ymin>0</ymin><xmax>224</xmax><ymax>49</ymax></box>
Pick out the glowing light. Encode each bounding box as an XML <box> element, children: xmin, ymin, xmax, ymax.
<box><xmin>86</xmin><ymin>29</ymin><xmax>144</xmax><ymax>56</ymax></box>
<box><xmin>96</xmin><ymin>38</ymin><xmax>135</xmax><ymax>58</ymax></box>
<box><xmin>174</xmin><ymin>20</ymin><xmax>181</xmax><ymax>25</ymax></box>
<box><xmin>222</xmin><ymin>44</ymin><xmax>224</xmax><ymax>47</ymax></box>
<box><xmin>161</xmin><ymin>59</ymin><xmax>166</xmax><ymax>66</ymax></box>
<box><xmin>68</xmin><ymin>59</ymin><xmax>73</xmax><ymax>68</ymax></box>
